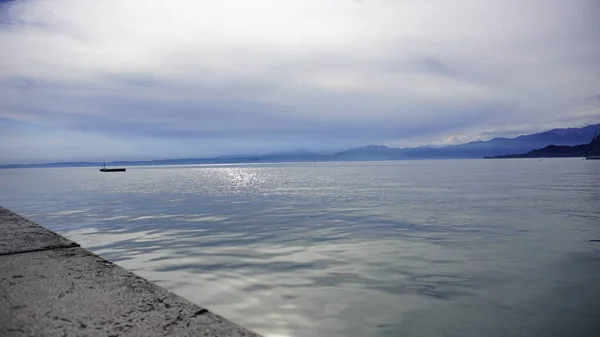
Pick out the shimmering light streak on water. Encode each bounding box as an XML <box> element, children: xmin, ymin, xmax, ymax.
<box><xmin>1</xmin><ymin>159</ymin><xmax>599</xmax><ymax>336</ymax></box>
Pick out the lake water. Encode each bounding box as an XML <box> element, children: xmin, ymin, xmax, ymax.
<box><xmin>1</xmin><ymin>159</ymin><xmax>599</xmax><ymax>337</ymax></box>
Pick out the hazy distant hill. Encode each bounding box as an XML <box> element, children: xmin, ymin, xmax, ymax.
<box><xmin>334</xmin><ymin>145</ymin><xmax>402</xmax><ymax>160</ymax></box>
<box><xmin>485</xmin><ymin>127</ymin><xmax>600</xmax><ymax>159</ymax></box>
<box><xmin>2</xmin><ymin>123</ymin><xmax>599</xmax><ymax>168</ymax></box>
<box><xmin>335</xmin><ymin>124</ymin><xmax>600</xmax><ymax>160</ymax></box>
<box><xmin>218</xmin><ymin>149</ymin><xmax>325</xmax><ymax>162</ymax></box>
<box><xmin>485</xmin><ymin>144</ymin><xmax>591</xmax><ymax>159</ymax></box>
<box><xmin>0</xmin><ymin>149</ymin><xmax>329</xmax><ymax>169</ymax></box>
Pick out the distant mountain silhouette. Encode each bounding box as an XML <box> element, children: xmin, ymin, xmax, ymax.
<box><xmin>214</xmin><ymin>149</ymin><xmax>324</xmax><ymax>163</ymax></box>
<box><xmin>484</xmin><ymin>144</ymin><xmax>591</xmax><ymax>159</ymax></box>
<box><xmin>335</xmin><ymin>124</ymin><xmax>600</xmax><ymax>160</ymax></box>
<box><xmin>334</xmin><ymin>145</ymin><xmax>402</xmax><ymax>160</ymax></box>
<box><xmin>485</xmin><ymin>127</ymin><xmax>600</xmax><ymax>159</ymax></box>
<box><xmin>2</xmin><ymin>123</ymin><xmax>599</xmax><ymax>168</ymax></box>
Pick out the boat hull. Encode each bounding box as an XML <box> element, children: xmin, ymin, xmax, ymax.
<box><xmin>585</xmin><ymin>156</ymin><xmax>600</xmax><ymax>160</ymax></box>
<box><xmin>100</xmin><ymin>168</ymin><xmax>126</xmax><ymax>172</ymax></box>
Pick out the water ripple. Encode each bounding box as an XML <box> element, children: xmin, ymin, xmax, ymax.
<box><xmin>1</xmin><ymin>159</ymin><xmax>600</xmax><ymax>337</ymax></box>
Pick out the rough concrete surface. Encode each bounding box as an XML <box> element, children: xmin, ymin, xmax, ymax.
<box><xmin>0</xmin><ymin>207</ymin><xmax>78</xmax><ymax>255</ymax></box>
<box><xmin>0</xmin><ymin>207</ymin><xmax>261</xmax><ymax>337</ymax></box>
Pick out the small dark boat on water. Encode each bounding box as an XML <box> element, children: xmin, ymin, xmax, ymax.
<box><xmin>586</xmin><ymin>130</ymin><xmax>600</xmax><ymax>160</ymax></box>
<box><xmin>100</xmin><ymin>162</ymin><xmax>126</xmax><ymax>172</ymax></box>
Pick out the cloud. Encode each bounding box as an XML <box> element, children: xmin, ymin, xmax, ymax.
<box><xmin>1</xmin><ymin>0</ymin><xmax>599</xmax><ymax>162</ymax></box>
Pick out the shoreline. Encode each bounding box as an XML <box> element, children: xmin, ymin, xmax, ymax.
<box><xmin>0</xmin><ymin>206</ymin><xmax>260</xmax><ymax>337</ymax></box>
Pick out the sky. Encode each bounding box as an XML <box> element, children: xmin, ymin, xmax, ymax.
<box><xmin>1</xmin><ymin>0</ymin><xmax>599</xmax><ymax>164</ymax></box>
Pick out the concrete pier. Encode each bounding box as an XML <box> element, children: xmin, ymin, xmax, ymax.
<box><xmin>0</xmin><ymin>206</ymin><xmax>261</xmax><ymax>337</ymax></box>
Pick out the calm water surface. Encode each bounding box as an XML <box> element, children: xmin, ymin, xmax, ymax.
<box><xmin>1</xmin><ymin>159</ymin><xmax>599</xmax><ymax>337</ymax></box>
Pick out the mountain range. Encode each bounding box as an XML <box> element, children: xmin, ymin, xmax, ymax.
<box><xmin>334</xmin><ymin>124</ymin><xmax>599</xmax><ymax>160</ymax></box>
<box><xmin>484</xmin><ymin>144</ymin><xmax>592</xmax><ymax>159</ymax></box>
<box><xmin>485</xmin><ymin>127</ymin><xmax>600</xmax><ymax>159</ymax></box>
<box><xmin>2</xmin><ymin>123</ymin><xmax>599</xmax><ymax>168</ymax></box>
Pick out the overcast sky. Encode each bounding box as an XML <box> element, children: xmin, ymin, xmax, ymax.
<box><xmin>1</xmin><ymin>0</ymin><xmax>599</xmax><ymax>163</ymax></box>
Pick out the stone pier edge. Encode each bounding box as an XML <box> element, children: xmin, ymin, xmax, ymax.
<box><xmin>0</xmin><ymin>206</ymin><xmax>261</xmax><ymax>337</ymax></box>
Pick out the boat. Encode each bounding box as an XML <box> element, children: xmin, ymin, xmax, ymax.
<box><xmin>585</xmin><ymin>130</ymin><xmax>600</xmax><ymax>160</ymax></box>
<box><xmin>100</xmin><ymin>162</ymin><xmax>126</xmax><ymax>172</ymax></box>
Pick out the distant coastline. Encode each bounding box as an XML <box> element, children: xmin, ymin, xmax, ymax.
<box><xmin>485</xmin><ymin>128</ymin><xmax>600</xmax><ymax>159</ymax></box>
<box><xmin>484</xmin><ymin>143</ymin><xmax>590</xmax><ymax>159</ymax></box>
<box><xmin>3</xmin><ymin>123</ymin><xmax>599</xmax><ymax>168</ymax></box>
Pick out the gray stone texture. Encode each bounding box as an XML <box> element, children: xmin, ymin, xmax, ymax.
<box><xmin>0</xmin><ymin>207</ymin><xmax>78</xmax><ymax>255</ymax></box>
<box><xmin>0</xmin><ymin>207</ymin><xmax>261</xmax><ymax>337</ymax></box>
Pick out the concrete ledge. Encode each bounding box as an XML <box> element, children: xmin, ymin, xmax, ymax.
<box><xmin>0</xmin><ymin>207</ymin><xmax>78</xmax><ymax>255</ymax></box>
<box><xmin>0</xmin><ymin>206</ymin><xmax>261</xmax><ymax>337</ymax></box>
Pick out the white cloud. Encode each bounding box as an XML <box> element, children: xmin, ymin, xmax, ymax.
<box><xmin>0</xmin><ymin>0</ymin><xmax>599</xmax><ymax>162</ymax></box>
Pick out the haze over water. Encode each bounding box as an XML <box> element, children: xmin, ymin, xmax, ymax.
<box><xmin>1</xmin><ymin>159</ymin><xmax>599</xmax><ymax>337</ymax></box>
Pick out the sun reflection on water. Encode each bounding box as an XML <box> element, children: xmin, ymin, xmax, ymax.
<box><xmin>1</xmin><ymin>160</ymin><xmax>600</xmax><ymax>336</ymax></box>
